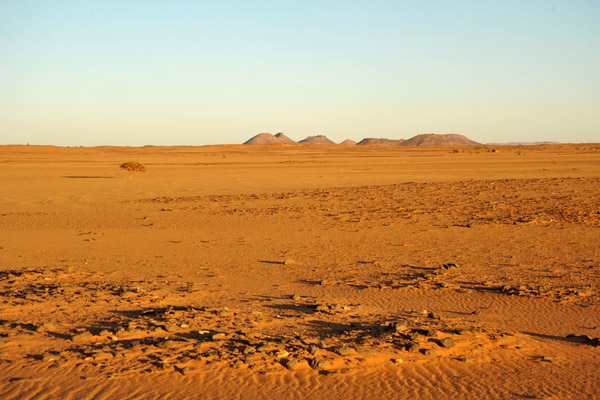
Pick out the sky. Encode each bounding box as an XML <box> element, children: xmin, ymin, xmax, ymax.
<box><xmin>1</xmin><ymin>0</ymin><xmax>599</xmax><ymax>146</ymax></box>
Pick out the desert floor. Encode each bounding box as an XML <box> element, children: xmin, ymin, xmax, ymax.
<box><xmin>0</xmin><ymin>143</ymin><xmax>599</xmax><ymax>399</ymax></box>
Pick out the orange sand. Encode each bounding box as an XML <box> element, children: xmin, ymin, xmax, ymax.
<box><xmin>0</xmin><ymin>143</ymin><xmax>599</xmax><ymax>399</ymax></box>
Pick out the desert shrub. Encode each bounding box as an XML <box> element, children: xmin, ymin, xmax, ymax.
<box><xmin>120</xmin><ymin>161</ymin><xmax>147</xmax><ymax>178</ymax></box>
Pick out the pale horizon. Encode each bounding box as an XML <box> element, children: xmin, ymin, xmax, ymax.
<box><xmin>1</xmin><ymin>1</ymin><xmax>599</xmax><ymax>146</ymax></box>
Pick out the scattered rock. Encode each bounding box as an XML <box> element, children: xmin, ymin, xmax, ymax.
<box><xmin>310</xmin><ymin>358</ymin><xmax>328</xmax><ymax>371</ymax></box>
<box><xmin>284</xmin><ymin>358</ymin><xmax>298</xmax><ymax>370</ymax></box>
<box><xmin>422</xmin><ymin>348</ymin><xmax>437</xmax><ymax>356</ymax></box>
<box><xmin>405</xmin><ymin>342</ymin><xmax>421</xmax><ymax>352</ymax></box>
<box><xmin>335</xmin><ymin>347</ymin><xmax>353</xmax><ymax>356</ymax></box>
<box><xmin>71</xmin><ymin>331</ymin><xmax>93</xmax><ymax>341</ymax></box>
<box><xmin>440</xmin><ymin>338</ymin><xmax>455</xmax><ymax>348</ymax></box>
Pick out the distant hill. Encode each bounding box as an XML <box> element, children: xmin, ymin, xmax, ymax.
<box><xmin>274</xmin><ymin>132</ymin><xmax>296</xmax><ymax>144</ymax></box>
<box><xmin>358</xmin><ymin>134</ymin><xmax>478</xmax><ymax>146</ymax></box>
<box><xmin>298</xmin><ymin>135</ymin><xmax>335</xmax><ymax>144</ymax></box>
<box><xmin>357</xmin><ymin>138</ymin><xmax>406</xmax><ymax>146</ymax></box>
<box><xmin>402</xmin><ymin>133</ymin><xmax>479</xmax><ymax>146</ymax></box>
<box><xmin>244</xmin><ymin>133</ymin><xmax>296</xmax><ymax>145</ymax></box>
<box><xmin>244</xmin><ymin>132</ymin><xmax>479</xmax><ymax>146</ymax></box>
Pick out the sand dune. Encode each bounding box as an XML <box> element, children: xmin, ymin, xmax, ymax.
<box><xmin>0</xmin><ymin>143</ymin><xmax>599</xmax><ymax>399</ymax></box>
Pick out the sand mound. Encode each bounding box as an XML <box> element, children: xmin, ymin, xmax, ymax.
<box><xmin>339</xmin><ymin>139</ymin><xmax>357</xmax><ymax>145</ymax></box>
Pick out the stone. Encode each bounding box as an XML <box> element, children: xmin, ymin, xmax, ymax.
<box><xmin>285</xmin><ymin>358</ymin><xmax>298</xmax><ymax>370</ymax></box>
<box><xmin>335</xmin><ymin>347</ymin><xmax>353</xmax><ymax>356</ymax></box>
<box><xmin>309</xmin><ymin>344</ymin><xmax>319</xmax><ymax>355</ymax></box>
<box><xmin>310</xmin><ymin>358</ymin><xmax>328</xmax><ymax>371</ymax></box>
<box><xmin>423</xmin><ymin>348</ymin><xmax>437</xmax><ymax>356</ymax></box>
<box><xmin>394</xmin><ymin>320</ymin><xmax>408</xmax><ymax>332</ymax></box>
<box><xmin>442</xmin><ymin>263</ymin><xmax>460</xmax><ymax>270</ymax></box>
<box><xmin>71</xmin><ymin>331</ymin><xmax>93</xmax><ymax>341</ymax></box>
<box><xmin>405</xmin><ymin>342</ymin><xmax>420</xmax><ymax>352</ymax></box>
<box><xmin>212</xmin><ymin>333</ymin><xmax>226</xmax><ymax>341</ymax></box>
<box><xmin>440</xmin><ymin>338</ymin><xmax>455</xmax><ymax>348</ymax></box>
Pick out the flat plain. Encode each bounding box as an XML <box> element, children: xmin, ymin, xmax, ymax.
<box><xmin>0</xmin><ymin>143</ymin><xmax>599</xmax><ymax>399</ymax></box>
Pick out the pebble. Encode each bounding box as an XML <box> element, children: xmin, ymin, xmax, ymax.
<box><xmin>440</xmin><ymin>338</ymin><xmax>456</xmax><ymax>348</ymax></box>
<box><xmin>212</xmin><ymin>333</ymin><xmax>226</xmax><ymax>341</ymax></box>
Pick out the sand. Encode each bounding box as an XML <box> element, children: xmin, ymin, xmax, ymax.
<box><xmin>0</xmin><ymin>143</ymin><xmax>599</xmax><ymax>399</ymax></box>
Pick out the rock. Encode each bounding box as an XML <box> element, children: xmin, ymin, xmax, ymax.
<box><xmin>405</xmin><ymin>342</ymin><xmax>420</xmax><ymax>352</ymax></box>
<box><xmin>283</xmin><ymin>259</ymin><xmax>296</xmax><ymax>265</ymax></box>
<box><xmin>442</xmin><ymin>263</ymin><xmax>459</xmax><ymax>270</ymax></box>
<box><xmin>393</xmin><ymin>320</ymin><xmax>408</xmax><ymax>332</ymax></box>
<box><xmin>335</xmin><ymin>347</ymin><xmax>353</xmax><ymax>356</ymax></box>
<box><xmin>275</xmin><ymin>350</ymin><xmax>289</xmax><ymax>358</ymax></box>
<box><xmin>392</xmin><ymin>358</ymin><xmax>403</xmax><ymax>365</ymax></box>
<box><xmin>0</xmin><ymin>340</ymin><xmax>5</xmax><ymax>348</ymax></box>
<box><xmin>309</xmin><ymin>344</ymin><xmax>320</xmax><ymax>355</ymax></box>
<box><xmin>71</xmin><ymin>331</ymin><xmax>93</xmax><ymax>341</ymax></box>
<box><xmin>212</xmin><ymin>333</ymin><xmax>226</xmax><ymax>341</ymax></box>
<box><xmin>164</xmin><ymin>324</ymin><xmax>178</xmax><ymax>332</ymax></box>
<box><xmin>423</xmin><ymin>348</ymin><xmax>437</xmax><ymax>356</ymax></box>
<box><xmin>242</xmin><ymin>346</ymin><xmax>255</xmax><ymax>355</ymax></box>
<box><xmin>310</xmin><ymin>358</ymin><xmax>328</xmax><ymax>371</ymax></box>
<box><xmin>291</xmin><ymin>294</ymin><xmax>301</xmax><ymax>301</ymax></box>
<box><xmin>354</xmin><ymin>347</ymin><xmax>374</xmax><ymax>355</ymax></box>
<box><xmin>428</xmin><ymin>312</ymin><xmax>440</xmax><ymax>319</ymax></box>
<box><xmin>284</xmin><ymin>358</ymin><xmax>298</xmax><ymax>370</ymax></box>
<box><xmin>162</xmin><ymin>340</ymin><xmax>176</xmax><ymax>349</ymax></box>
<box><xmin>424</xmin><ymin>329</ymin><xmax>437</xmax><ymax>337</ymax></box>
<box><xmin>440</xmin><ymin>338</ymin><xmax>456</xmax><ymax>348</ymax></box>
<box><xmin>180</xmin><ymin>366</ymin><xmax>190</xmax><ymax>375</ymax></box>
<box><xmin>37</xmin><ymin>322</ymin><xmax>57</xmax><ymax>332</ymax></box>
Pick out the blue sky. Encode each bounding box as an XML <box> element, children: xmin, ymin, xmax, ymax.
<box><xmin>1</xmin><ymin>0</ymin><xmax>599</xmax><ymax>145</ymax></box>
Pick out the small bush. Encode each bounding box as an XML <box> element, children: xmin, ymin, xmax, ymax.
<box><xmin>120</xmin><ymin>161</ymin><xmax>147</xmax><ymax>178</ymax></box>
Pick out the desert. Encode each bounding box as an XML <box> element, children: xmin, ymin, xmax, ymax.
<box><xmin>0</xmin><ymin>143</ymin><xmax>598</xmax><ymax>399</ymax></box>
